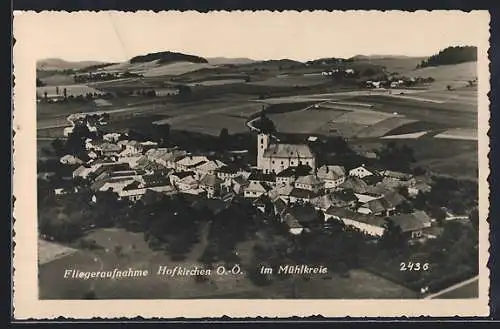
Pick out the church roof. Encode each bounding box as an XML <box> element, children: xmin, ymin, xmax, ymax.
<box><xmin>263</xmin><ymin>143</ymin><xmax>314</xmax><ymax>159</ymax></box>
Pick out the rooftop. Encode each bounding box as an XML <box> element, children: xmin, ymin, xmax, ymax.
<box><xmin>263</xmin><ymin>143</ymin><xmax>314</xmax><ymax>159</ymax></box>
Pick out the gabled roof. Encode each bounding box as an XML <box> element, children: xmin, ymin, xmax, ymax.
<box><xmin>382</xmin><ymin>191</ymin><xmax>406</xmax><ymax>207</ymax></box>
<box><xmin>289</xmin><ymin>188</ymin><xmax>319</xmax><ymax>199</ymax></box>
<box><xmin>171</xmin><ymin>171</ymin><xmax>195</xmax><ymax>179</ymax></box>
<box><xmin>232</xmin><ymin>175</ymin><xmax>249</xmax><ymax>186</ymax></box>
<box><xmin>200</xmin><ymin>173</ymin><xmax>222</xmax><ymax>187</ymax></box>
<box><xmin>360</xmin><ymin>198</ymin><xmax>392</xmax><ymax>213</ymax></box>
<box><xmin>245</xmin><ymin>181</ymin><xmax>272</xmax><ymax>193</ymax></box>
<box><xmin>263</xmin><ymin>143</ymin><xmax>314</xmax><ymax>159</ymax></box>
<box><xmin>176</xmin><ymin>155</ymin><xmax>209</xmax><ymax>167</ymax></box>
<box><xmin>248</xmin><ymin>171</ymin><xmax>276</xmax><ymax>183</ymax></box>
<box><xmin>316</xmin><ymin>165</ymin><xmax>346</xmax><ymax>180</ymax></box>
<box><xmin>339</xmin><ymin>177</ymin><xmax>369</xmax><ymax>194</ymax></box>
<box><xmin>196</xmin><ymin>160</ymin><xmax>227</xmax><ymax>173</ymax></box>
<box><xmin>295</xmin><ymin>174</ymin><xmax>322</xmax><ymax>186</ymax></box>
<box><xmin>389</xmin><ymin>211</ymin><xmax>431</xmax><ymax>232</ymax></box>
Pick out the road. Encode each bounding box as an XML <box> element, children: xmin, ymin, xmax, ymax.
<box><xmin>424</xmin><ymin>276</ymin><xmax>479</xmax><ymax>299</ymax></box>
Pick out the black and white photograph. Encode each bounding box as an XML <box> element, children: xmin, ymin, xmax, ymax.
<box><xmin>13</xmin><ymin>10</ymin><xmax>490</xmax><ymax>318</ymax></box>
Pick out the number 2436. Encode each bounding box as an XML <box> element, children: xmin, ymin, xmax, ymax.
<box><xmin>400</xmin><ymin>262</ymin><xmax>430</xmax><ymax>271</ymax></box>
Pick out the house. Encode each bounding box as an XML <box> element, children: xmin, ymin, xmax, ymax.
<box><xmin>103</xmin><ymin>133</ymin><xmax>121</xmax><ymax>143</ymax></box>
<box><xmin>244</xmin><ymin>181</ymin><xmax>272</xmax><ymax>199</ymax></box>
<box><xmin>289</xmin><ymin>188</ymin><xmax>320</xmax><ymax>203</ymax></box>
<box><xmin>72</xmin><ymin>165</ymin><xmax>93</xmax><ymax>179</ymax></box>
<box><xmin>216</xmin><ymin>165</ymin><xmax>240</xmax><ymax>180</ymax></box>
<box><xmin>60</xmin><ymin>154</ymin><xmax>83</xmax><ymax>165</ymax></box>
<box><xmin>276</xmin><ymin>165</ymin><xmax>313</xmax><ymax>186</ymax></box>
<box><xmin>100</xmin><ymin>142</ymin><xmax>123</xmax><ymax>157</ymax></box>
<box><xmin>380</xmin><ymin>170</ymin><xmax>415</xmax><ymax>187</ymax></box>
<box><xmin>195</xmin><ymin>159</ymin><xmax>227</xmax><ymax>176</ymax></box>
<box><xmin>257</xmin><ymin>132</ymin><xmax>316</xmax><ymax>173</ymax></box>
<box><xmin>199</xmin><ymin>173</ymin><xmax>223</xmax><ymax>198</ymax></box>
<box><xmin>339</xmin><ymin>177</ymin><xmax>369</xmax><ymax>194</ymax></box>
<box><xmin>175</xmin><ymin>155</ymin><xmax>209</xmax><ymax>172</ymax></box>
<box><xmin>272</xmin><ymin>198</ymin><xmax>288</xmax><ymax>217</ymax></box>
<box><xmin>118</xmin><ymin>179</ymin><xmax>176</xmax><ymax>202</ymax></box>
<box><xmin>117</xmin><ymin>155</ymin><xmax>143</xmax><ymax>169</ymax></box>
<box><xmin>294</xmin><ymin>174</ymin><xmax>324</xmax><ymax>193</ymax></box>
<box><xmin>118</xmin><ymin>140</ymin><xmax>142</xmax><ymax>157</ymax></box>
<box><xmin>325</xmin><ymin>207</ymin><xmax>387</xmax><ymax>237</ymax></box>
<box><xmin>354</xmin><ymin>192</ymin><xmax>380</xmax><ymax>204</ymax></box>
<box><xmin>388</xmin><ymin>211</ymin><xmax>432</xmax><ymax>240</ymax></box>
<box><xmin>349</xmin><ymin>165</ymin><xmax>377</xmax><ymax>179</ymax></box>
<box><xmin>268</xmin><ymin>185</ymin><xmax>294</xmax><ymax>203</ymax></box>
<box><xmin>408</xmin><ymin>181</ymin><xmax>432</xmax><ymax>197</ymax></box>
<box><xmin>316</xmin><ymin>165</ymin><xmax>346</xmax><ymax>189</ymax></box>
<box><xmin>176</xmin><ymin>175</ymin><xmax>199</xmax><ymax>191</ymax></box>
<box><xmin>247</xmin><ymin>170</ymin><xmax>277</xmax><ymax>187</ymax></box>
<box><xmin>276</xmin><ymin>167</ymin><xmax>297</xmax><ymax>186</ymax></box>
<box><xmin>231</xmin><ymin>175</ymin><xmax>250</xmax><ymax>195</ymax></box>
<box><xmin>169</xmin><ymin>171</ymin><xmax>196</xmax><ymax>187</ymax></box>
<box><xmin>357</xmin><ymin>198</ymin><xmax>394</xmax><ymax>216</ymax></box>
<box><xmin>96</xmin><ymin>177</ymin><xmax>139</xmax><ymax>194</ymax></box>
<box><xmin>140</xmin><ymin>141</ymin><xmax>158</xmax><ymax>153</ymax></box>
<box><xmin>310</xmin><ymin>190</ymin><xmax>357</xmax><ymax>211</ymax></box>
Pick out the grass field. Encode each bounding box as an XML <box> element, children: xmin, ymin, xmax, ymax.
<box><xmin>402</xmin><ymin>62</ymin><xmax>477</xmax><ymax>90</ymax></box>
<box><xmin>350</xmin><ymin>95</ymin><xmax>477</xmax><ymax>128</ymax></box>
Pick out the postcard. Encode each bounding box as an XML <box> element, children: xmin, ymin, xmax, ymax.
<box><xmin>12</xmin><ymin>10</ymin><xmax>491</xmax><ymax>319</ymax></box>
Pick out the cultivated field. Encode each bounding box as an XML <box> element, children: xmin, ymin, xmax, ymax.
<box><xmin>354</xmin><ymin>117</ymin><xmax>417</xmax><ymax>138</ymax></box>
<box><xmin>186</xmin><ymin>79</ymin><xmax>247</xmax><ymax>87</ymax></box>
<box><xmin>249</xmin><ymin>74</ymin><xmax>328</xmax><ymax>87</ymax></box>
<box><xmin>381</xmin><ymin>131</ymin><xmax>430</xmax><ymax>140</ymax></box>
<box><xmin>434</xmin><ymin>128</ymin><xmax>478</xmax><ymax>141</ymax></box>
<box><xmin>102</xmin><ymin>61</ymin><xmax>217</xmax><ymax>77</ymax></box>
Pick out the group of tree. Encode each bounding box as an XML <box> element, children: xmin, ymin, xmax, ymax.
<box><xmin>412</xmin><ymin>176</ymin><xmax>478</xmax><ymax>216</ymax></box>
<box><xmin>129</xmin><ymin>51</ymin><xmax>208</xmax><ymax>65</ymax></box>
<box><xmin>417</xmin><ymin>46</ymin><xmax>477</xmax><ymax>68</ymax></box>
<box><xmin>375</xmin><ymin>141</ymin><xmax>416</xmax><ymax>172</ymax></box>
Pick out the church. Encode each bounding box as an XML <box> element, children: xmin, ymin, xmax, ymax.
<box><xmin>257</xmin><ymin>132</ymin><xmax>316</xmax><ymax>174</ymax></box>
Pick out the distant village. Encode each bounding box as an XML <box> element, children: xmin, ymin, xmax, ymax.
<box><xmin>43</xmin><ymin>110</ymin><xmax>444</xmax><ymax>243</ymax></box>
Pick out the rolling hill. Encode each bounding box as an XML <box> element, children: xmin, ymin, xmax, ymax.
<box><xmin>207</xmin><ymin>57</ymin><xmax>256</xmax><ymax>65</ymax></box>
<box><xmin>37</xmin><ymin>58</ymin><xmax>108</xmax><ymax>71</ymax></box>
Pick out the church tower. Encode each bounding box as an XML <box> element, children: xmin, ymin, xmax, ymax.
<box><xmin>257</xmin><ymin>132</ymin><xmax>269</xmax><ymax>170</ymax></box>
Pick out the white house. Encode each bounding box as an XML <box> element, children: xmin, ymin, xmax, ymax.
<box><xmin>324</xmin><ymin>207</ymin><xmax>387</xmax><ymax>237</ymax></box>
<box><xmin>316</xmin><ymin>165</ymin><xmax>346</xmax><ymax>189</ymax></box>
<box><xmin>349</xmin><ymin>165</ymin><xmax>376</xmax><ymax>179</ymax></box>
<box><xmin>294</xmin><ymin>175</ymin><xmax>324</xmax><ymax>193</ymax></box>
<box><xmin>244</xmin><ymin>181</ymin><xmax>272</xmax><ymax>199</ymax></box>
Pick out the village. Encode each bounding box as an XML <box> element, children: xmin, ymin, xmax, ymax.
<box><xmin>45</xmin><ymin>109</ymin><xmax>444</xmax><ymax>242</ymax></box>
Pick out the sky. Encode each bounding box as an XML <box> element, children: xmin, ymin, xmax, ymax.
<box><xmin>14</xmin><ymin>10</ymin><xmax>489</xmax><ymax>63</ymax></box>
